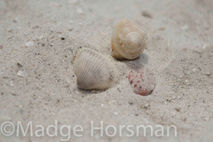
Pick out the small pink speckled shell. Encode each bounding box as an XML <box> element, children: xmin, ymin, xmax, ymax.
<box><xmin>128</xmin><ymin>69</ymin><xmax>155</xmax><ymax>96</ymax></box>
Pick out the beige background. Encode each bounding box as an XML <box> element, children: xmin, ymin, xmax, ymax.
<box><xmin>0</xmin><ymin>0</ymin><xmax>213</xmax><ymax>141</ymax></box>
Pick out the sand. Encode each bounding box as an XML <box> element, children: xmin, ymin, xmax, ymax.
<box><xmin>0</xmin><ymin>0</ymin><xmax>213</xmax><ymax>141</ymax></box>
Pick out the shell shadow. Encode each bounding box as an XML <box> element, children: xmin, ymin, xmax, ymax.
<box><xmin>77</xmin><ymin>88</ymin><xmax>107</xmax><ymax>97</ymax></box>
<box><xmin>118</xmin><ymin>53</ymin><xmax>149</xmax><ymax>70</ymax></box>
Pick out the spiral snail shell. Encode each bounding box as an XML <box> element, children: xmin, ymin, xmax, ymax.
<box><xmin>111</xmin><ymin>19</ymin><xmax>147</xmax><ymax>60</ymax></box>
<box><xmin>73</xmin><ymin>48</ymin><xmax>116</xmax><ymax>90</ymax></box>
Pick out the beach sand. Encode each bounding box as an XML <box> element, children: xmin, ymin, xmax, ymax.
<box><xmin>0</xmin><ymin>0</ymin><xmax>213</xmax><ymax>141</ymax></box>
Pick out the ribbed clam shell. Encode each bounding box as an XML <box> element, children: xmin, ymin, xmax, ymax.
<box><xmin>73</xmin><ymin>48</ymin><xmax>116</xmax><ymax>90</ymax></box>
<box><xmin>112</xmin><ymin>19</ymin><xmax>147</xmax><ymax>60</ymax></box>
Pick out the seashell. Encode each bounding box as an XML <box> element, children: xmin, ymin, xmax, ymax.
<box><xmin>111</xmin><ymin>19</ymin><xmax>147</xmax><ymax>60</ymax></box>
<box><xmin>73</xmin><ymin>48</ymin><xmax>116</xmax><ymax>90</ymax></box>
<box><xmin>128</xmin><ymin>69</ymin><xmax>155</xmax><ymax>96</ymax></box>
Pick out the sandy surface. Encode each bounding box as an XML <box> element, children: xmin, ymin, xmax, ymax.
<box><xmin>0</xmin><ymin>0</ymin><xmax>213</xmax><ymax>141</ymax></box>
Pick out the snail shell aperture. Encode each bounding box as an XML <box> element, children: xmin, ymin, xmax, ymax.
<box><xmin>112</xmin><ymin>19</ymin><xmax>147</xmax><ymax>60</ymax></box>
<box><xmin>73</xmin><ymin>48</ymin><xmax>116</xmax><ymax>90</ymax></box>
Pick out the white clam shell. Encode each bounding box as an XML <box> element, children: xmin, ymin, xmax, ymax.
<box><xmin>73</xmin><ymin>48</ymin><xmax>116</xmax><ymax>90</ymax></box>
<box><xmin>112</xmin><ymin>19</ymin><xmax>147</xmax><ymax>60</ymax></box>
